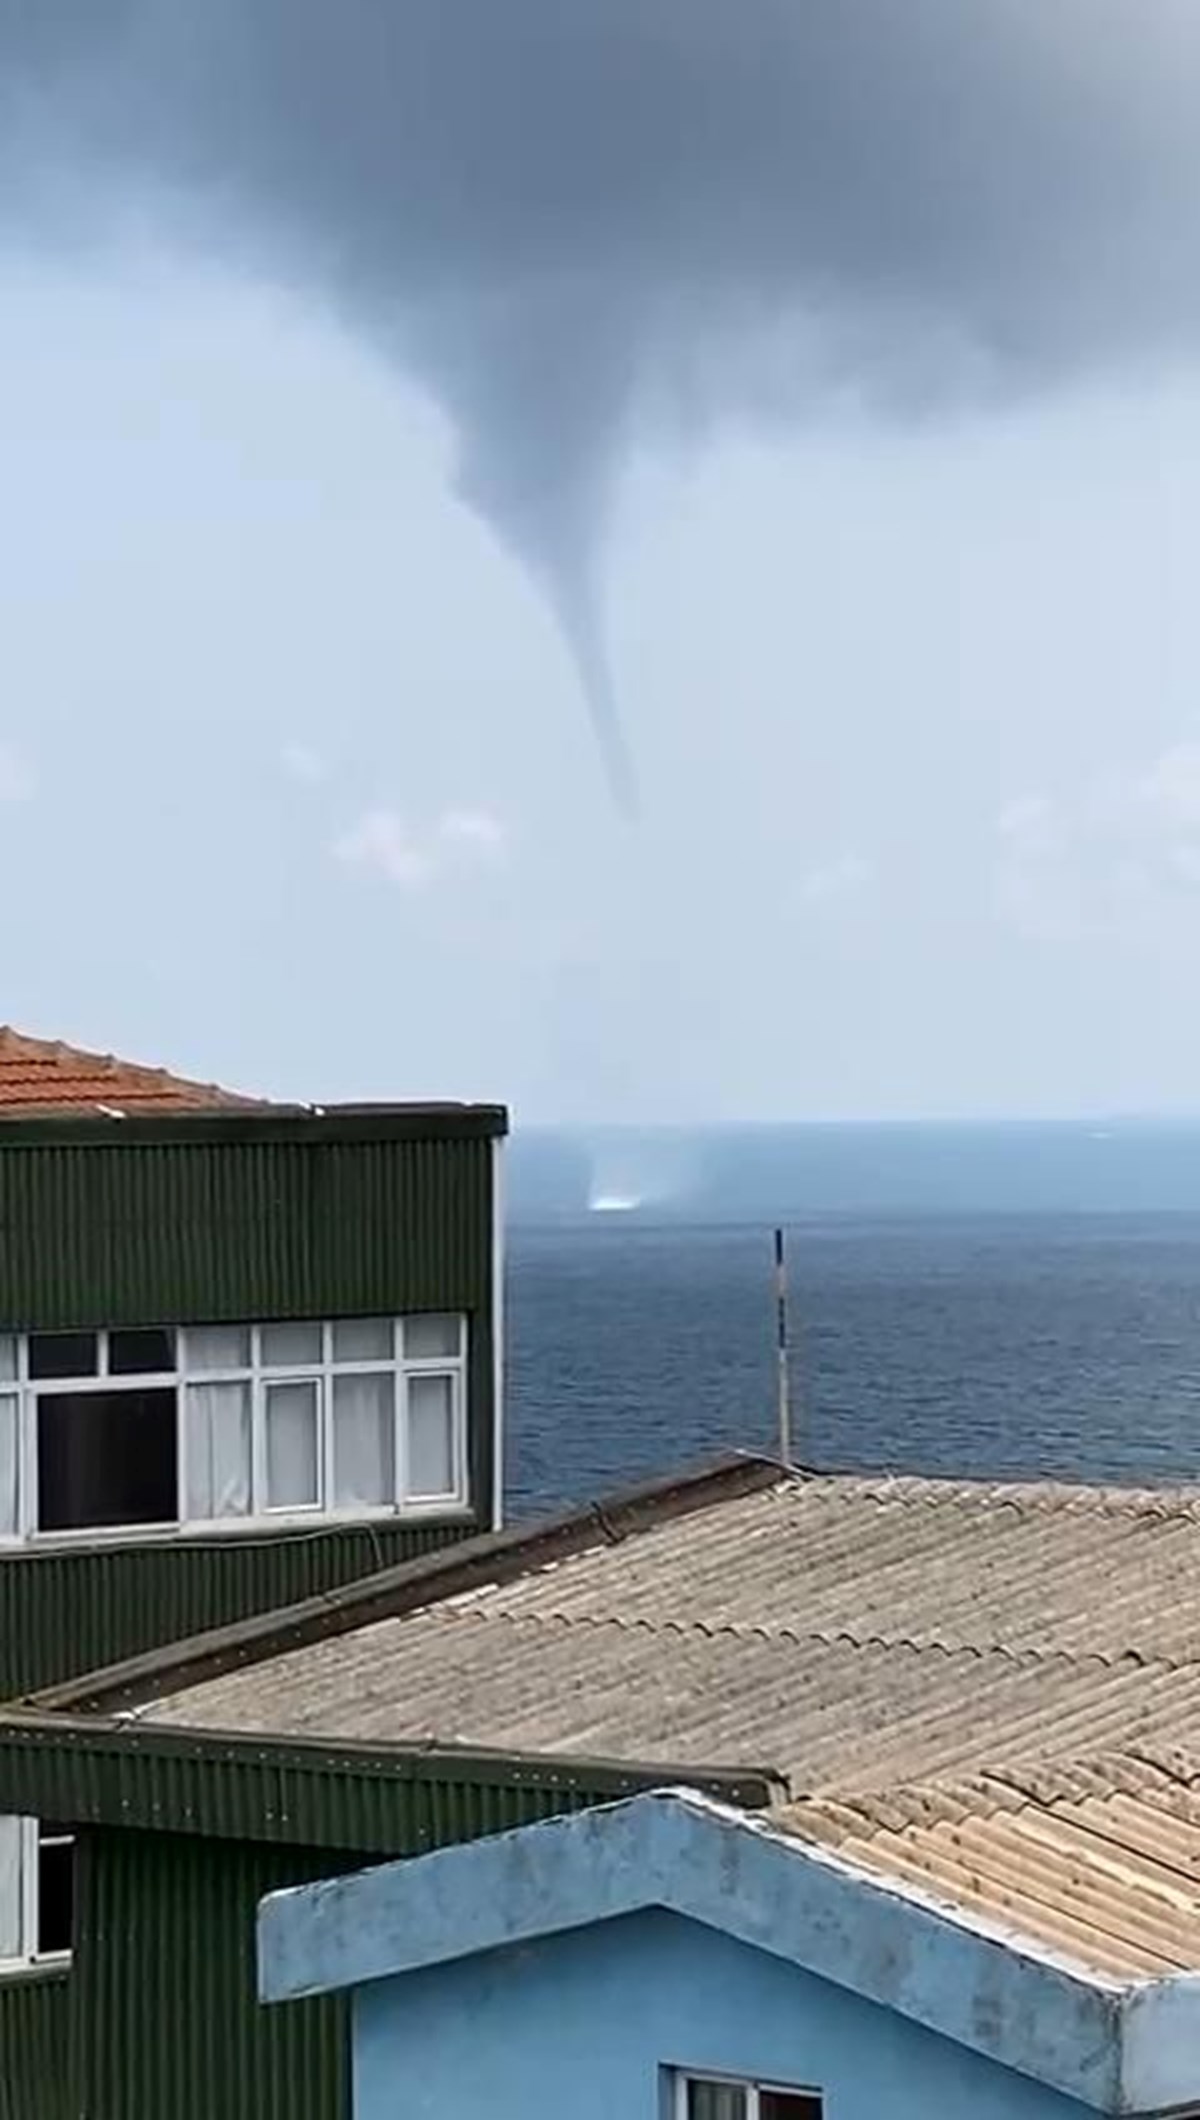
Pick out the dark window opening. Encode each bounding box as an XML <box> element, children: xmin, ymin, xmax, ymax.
<box><xmin>109</xmin><ymin>1327</ymin><xmax>176</xmax><ymax>1375</ymax></box>
<box><xmin>29</xmin><ymin>1332</ymin><xmax>98</xmax><ymax>1381</ymax></box>
<box><xmin>37</xmin><ymin>1389</ymin><xmax>178</xmax><ymax>1531</ymax></box>
<box><xmin>36</xmin><ymin>1827</ymin><xmax>74</xmax><ymax>1957</ymax></box>
<box><xmin>686</xmin><ymin>2088</ymin><xmax>748</xmax><ymax>2120</ymax></box>
<box><xmin>684</xmin><ymin>2085</ymin><xmax>822</xmax><ymax>2120</ymax></box>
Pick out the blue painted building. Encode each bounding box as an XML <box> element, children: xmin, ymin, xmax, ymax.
<box><xmin>260</xmin><ymin>1773</ymin><xmax>1200</xmax><ymax>2119</ymax></box>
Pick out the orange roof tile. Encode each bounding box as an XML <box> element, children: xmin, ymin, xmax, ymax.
<box><xmin>0</xmin><ymin>1027</ymin><xmax>261</xmax><ymax>1117</ymax></box>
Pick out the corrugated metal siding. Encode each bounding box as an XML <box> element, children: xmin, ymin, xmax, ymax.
<box><xmin>63</xmin><ymin>1792</ymin><xmax>601</xmax><ymax>2120</ymax></box>
<box><xmin>0</xmin><ymin>1133</ymin><xmax>493</xmax><ymax>1327</ymax></box>
<box><xmin>0</xmin><ymin>1519</ymin><xmax>475</xmax><ymax>1697</ymax></box>
<box><xmin>72</xmin><ymin>1831</ymin><xmax>347</xmax><ymax>2120</ymax></box>
<box><xmin>0</xmin><ymin>1968</ymin><xmax>69</xmax><ymax>2120</ymax></box>
<box><xmin>0</xmin><ymin>1125</ymin><xmax>497</xmax><ymax>1695</ymax></box>
<box><xmin>0</xmin><ymin>1724</ymin><xmax>704</xmax><ymax>1858</ymax></box>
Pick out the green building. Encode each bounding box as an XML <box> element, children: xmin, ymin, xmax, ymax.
<box><xmin>0</xmin><ymin>1025</ymin><xmax>506</xmax><ymax>2092</ymax></box>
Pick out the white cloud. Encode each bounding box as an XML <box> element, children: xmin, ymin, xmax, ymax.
<box><xmin>994</xmin><ymin>740</ymin><xmax>1200</xmax><ymax>945</ymax></box>
<box><xmin>0</xmin><ymin>744</ymin><xmax>35</xmax><ymax>803</ymax></box>
<box><xmin>281</xmin><ymin>742</ymin><xmax>328</xmax><ymax>785</ymax></box>
<box><xmin>437</xmin><ymin>808</ymin><xmax>506</xmax><ymax>854</ymax></box>
<box><xmin>333</xmin><ymin>809</ymin><xmax>434</xmax><ymax>888</ymax></box>
<box><xmin>798</xmin><ymin>853</ymin><xmax>872</xmax><ymax>906</ymax></box>
<box><xmin>333</xmin><ymin>804</ymin><xmax>509</xmax><ymax>889</ymax></box>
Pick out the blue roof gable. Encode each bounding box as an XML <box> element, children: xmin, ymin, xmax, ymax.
<box><xmin>258</xmin><ymin>1789</ymin><xmax>1200</xmax><ymax>2114</ymax></box>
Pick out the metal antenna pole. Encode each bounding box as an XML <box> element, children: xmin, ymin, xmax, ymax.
<box><xmin>774</xmin><ymin>1226</ymin><xmax>792</xmax><ymax>1467</ymax></box>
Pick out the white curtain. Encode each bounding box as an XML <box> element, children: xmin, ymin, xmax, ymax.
<box><xmin>0</xmin><ymin>1814</ymin><xmax>27</xmax><ymax>1962</ymax></box>
<box><xmin>332</xmin><ymin>1373</ymin><xmax>394</xmax><ymax>1507</ymax></box>
<box><xmin>407</xmin><ymin>1374</ymin><xmax>456</xmax><ymax>1499</ymax></box>
<box><xmin>687</xmin><ymin>2086</ymin><xmax>747</xmax><ymax>2120</ymax></box>
<box><xmin>185</xmin><ymin>1383</ymin><xmax>251</xmax><ymax>1519</ymax></box>
<box><xmin>0</xmin><ymin>1395</ymin><xmax>18</xmax><ymax>1537</ymax></box>
<box><xmin>265</xmin><ymin>1381</ymin><xmax>319</xmax><ymax>1508</ymax></box>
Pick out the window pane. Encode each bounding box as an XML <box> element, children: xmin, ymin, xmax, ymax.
<box><xmin>185</xmin><ymin>1326</ymin><xmax>251</xmax><ymax>1372</ymax></box>
<box><xmin>332</xmin><ymin>1318</ymin><xmax>394</xmax><ymax>1365</ymax></box>
<box><xmin>185</xmin><ymin>1383</ymin><xmax>251</xmax><ymax>1519</ymax></box>
<box><xmin>265</xmin><ymin>1381</ymin><xmax>320</xmax><ymax>1508</ymax></box>
<box><xmin>29</xmin><ymin>1332</ymin><xmax>98</xmax><ymax>1381</ymax></box>
<box><xmin>0</xmin><ymin>1815</ymin><xmax>25</xmax><ymax>1961</ymax></box>
<box><xmin>36</xmin><ymin>1390</ymin><xmax>178</xmax><ymax>1532</ymax></box>
<box><xmin>0</xmin><ymin>1337</ymin><xmax>17</xmax><ymax>1385</ymax></box>
<box><xmin>0</xmin><ymin>1396</ymin><xmax>17</xmax><ymax>1537</ymax></box>
<box><xmin>404</xmin><ymin>1314</ymin><xmax>461</xmax><ymax>1361</ymax></box>
<box><xmin>687</xmin><ymin>2084</ymin><xmax>748</xmax><ymax>2120</ymax></box>
<box><xmin>760</xmin><ymin>2095</ymin><xmax>822</xmax><ymax>2120</ymax></box>
<box><xmin>36</xmin><ymin>1830</ymin><xmax>74</xmax><ymax>1957</ymax></box>
<box><xmin>109</xmin><ymin>1327</ymin><xmax>175</xmax><ymax>1375</ymax></box>
<box><xmin>332</xmin><ymin>1373</ymin><xmax>394</xmax><ymax>1507</ymax></box>
<box><xmin>407</xmin><ymin>1373</ymin><xmax>457</xmax><ymax>1499</ymax></box>
<box><xmin>261</xmin><ymin>1322</ymin><xmax>323</xmax><ymax>1369</ymax></box>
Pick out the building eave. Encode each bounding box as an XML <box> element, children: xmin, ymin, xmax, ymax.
<box><xmin>0</xmin><ymin>1707</ymin><xmax>780</xmax><ymax>1852</ymax></box>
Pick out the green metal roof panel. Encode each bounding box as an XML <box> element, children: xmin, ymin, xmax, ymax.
<box><xmin>0</xmin><ymin>1716</ymin><xmax>779</xmax><ymax>1852</ymax></box>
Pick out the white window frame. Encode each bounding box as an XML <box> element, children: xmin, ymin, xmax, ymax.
<box><xmin>0</xmin><ymin>1317</ymin><xmax>470</xmax><ymax>1545</ymax></box>
<box><xmin>673</xmin><ymin>2073</ymin><xmax>823</xmax><ymax>2120</ymax></box>
<box><xmin>0</xmin><ymin>1817</ymin><xmax>73</xmax><ymax>1975</ymax></box>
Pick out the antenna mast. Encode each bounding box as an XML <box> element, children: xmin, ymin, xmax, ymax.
<box><xmin>774</xmin><ymin>1226</ymin><xmax>793</xmax><ymax>1466</ymax></box>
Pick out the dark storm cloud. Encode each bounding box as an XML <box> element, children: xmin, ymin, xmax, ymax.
<box><xmin>4</xmin><ymin>2</ymin><xmax>1200</xmax><ymax>797</ymax></box>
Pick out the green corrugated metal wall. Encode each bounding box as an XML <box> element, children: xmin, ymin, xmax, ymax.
<box><xmin>0</xmin><ymin>1129</ymin><xmax>494</xmax><ymax>1328</ymax></box>
<box><xmin>0</xmin><ymin>1117</ymin><xmax>505</xmax><ymax>2111</ymax></box>
<box><xmin>10</xmin><ymin>1789</ymin><xmax>600</xmax><ymax>2120</ymax></box>
<box><xmin>0</xmin><ymin>1122</ymin><xmax>498</xmax><ymax>1695</ymax></box>
<box><xmin>0</xmin><ymin>1519</ymin><xmax>473</xmax><ymax>1697</ymax></box>
<box><xmin>72</xmin><ymin>1832</ymin><xmax>349</xmax><ymax>2120</ymax></box>
<box><xmin>0</xmin><ymin>1968</ymin><xmax>67</xmax><ymax>2120</ymax></box>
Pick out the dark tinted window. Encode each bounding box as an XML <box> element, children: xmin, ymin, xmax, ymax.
<box><xmin>37</xmin><ymin>1388</ymin><xmax>178</xmax><ymax>1531</ymax></box>
<box><xmin>28</xmin><ymin>1333</ymin><xmax>98</xmax><ymax>1381</ymax></box>
<box><xmin>37</xmin><ymin>1829</ymin><xmax>74</xmax><ymax>1956</ymax></box>
<box><xmin>109</xmin><ymin>1328</ymin><xmax>176</xmax><ymax>1375</ymax></box>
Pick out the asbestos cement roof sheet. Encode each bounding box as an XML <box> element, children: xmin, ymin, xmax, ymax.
<box><xmin>137</xmin><ymin>1472</ymin><xmax>1200</xmax><ymax>1786</ymax></box>
<box><xmin>779</xmin><ymin>1751</ymin><xmax>1200</xmax><ymax>1982</ymax></box>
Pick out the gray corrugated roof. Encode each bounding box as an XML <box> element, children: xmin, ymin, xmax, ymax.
<box><xmin>139</xmin><ymin>1473</ymin><xmax>1200</xmax><ymax>1784</ymax></box>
